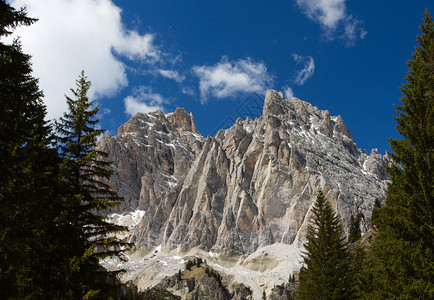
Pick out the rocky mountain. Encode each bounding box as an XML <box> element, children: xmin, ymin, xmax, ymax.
<box><xmin>153</xmin><ymin>262</ymin><xmax>252</xmax><ymax>300</ymax></box>
<box><xmin>98</xmin><ymin>107</ymin><xmax>204</xmax><ymax>212</ymax></box>
<box><xmin>98</xmin><ymin>90</ymin><xmax>389</xmax><ymax>257</ymax></box>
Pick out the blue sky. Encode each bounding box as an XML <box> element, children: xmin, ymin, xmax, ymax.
<box><xmin>9</xmin><ymin>0</ymin><xmax>433</xmax><ymax>154</ymax></box>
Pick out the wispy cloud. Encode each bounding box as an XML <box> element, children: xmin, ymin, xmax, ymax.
<box><xmin>281</xmin><ymin>54</ymin><xmax>315</xmax><ymax>99</ymax></box>
<box><xmin>124</xmin><ymin>86</ymin><xmax>165</xmax><ymax>116</ymax></box>
<box><xmin>192</xmin><ymin>56</ymin><xmax>273</xmax><ymax>103</ymax></box>
<box><xmin>283</xmin><ymin>86</ymin><xmax>294</xmax><ymax>99</ymax></box>
<box><xmin>9</xmin><ymin>0</ymin><xmax>163</xmax><ymax>120</ymax></box>
<box><xmin>158</xmin><ymin>69</ymin><xmax>185</xmax><ymax>82</ymax></box>
<box><xmin>343</xmin><ymin>15</ymin><xmax>367</xmax><ymax>43</ymax></box>
<box><xmin>182</xmin><ymin>87</ymin><xmax>196</xmax><ymax>96</ymax></box>
<box><xmin>292</xmin><ymin>54</ymin><xmax>315</xmax><ymax>85</ymax></box>
<box><xmin>296</xmin><ymin>0</ymin><xmax>366</xmax><ymax>44</ymax></box>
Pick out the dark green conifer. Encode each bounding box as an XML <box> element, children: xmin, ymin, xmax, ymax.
<box><xmin>367</xmin><ymin>10</ymin><xmax>434</xmax><ymax>298</ymax></box>
<box><xmin>55</xmin><ymin>71</ymin><xmax>128</xmax><ymax>298</ymax></box>
<box><xmin>348</xmin><ymin>212</ymin><xmax>362</xmax><ymax>243</ymax></box>
<box><xmin>371</xmin><ymin>198</ymin><xmax>381</xmax><ymax>227</ymax></box>
<box><xmin>0</xmin><ymin>1</ymin><xmax>65</xmax><ymax>297</ymax></box>
<box><xmin>297</xmin><ymin>190</ymin><xmax>355</xmax><ymax>300</ymax></box>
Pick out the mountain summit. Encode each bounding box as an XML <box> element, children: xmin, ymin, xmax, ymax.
<box><xmin>98</xmin><ymin>90</ymin><xmax>389</xmax><ymax>256</ymax></box>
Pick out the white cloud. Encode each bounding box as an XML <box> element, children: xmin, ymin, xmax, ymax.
<box><xmin>343</xmin><ymin>15</ymin><xmax>367</xmax><ymax>45</ymax></box>
<box><xmin>296</xmin><ymin>0</ymin><xmax>366</xmax><ymax>43</ymax></box>
<box><xmin>283</xmin><ymin>86</ymin><xmax>294</xmax><ymax>98</ymax></box>
<box><xmin>182</xmin><ymin>87</ymin><xmax>196</xmax><ymax>96</ymax></box>
<box><xmin>192</xmin><ymin>56</ymin><xmax>273</xmax><ymax>103</ymax></box>
<box><xmin>292</xmin><ymin>54</ymin><xmax>315</xmax><ymax>85</ymax></box>
<box><xmin>158</xmin><ymin>69</ymin><xmax>185</xmax><ymax>82</ymax></box>
<box><xmin>124</xmin><ymin>86</ymin><xmax>165</xmax><ymax>116</ymax></box>
<box><xmin>9</xmin><ymin>0</ymin><xmax>161</xmax><ymax>120</ymax></box>
<box><xmin>296</xmin><ymin>0</ymin><xmax>346</xmax><ymax>30</ymax></box>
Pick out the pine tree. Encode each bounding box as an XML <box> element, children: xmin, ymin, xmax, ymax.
<box><xmin>297</xmin><ymin>190</ymin><xmax>354</xmax><ymax>300</ymax></box>
<box><xmin>0</xmin><ymin>1</ymin><xmax>66</xmax><ymax>297</ymax></box>
<box><xmin>56</xmin><ymin>71</ymin><xmax>128</xmax><ymax>298</ymax></box>
<box><xmin>371</xmin><ymin>198</ymin><xmax>382</xmax><ymax>227</ymax></box>
<box><xmin>348</xmin><ymin>212</ymin><xmax>362</xmax><ymax>243</ymax></box>
<box><xmin>366</xmin><ymin>10</ymin><xmax>434</xmax><ymax>298</ymax></box>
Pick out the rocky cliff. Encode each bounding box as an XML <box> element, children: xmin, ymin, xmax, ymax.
<box><xmin>154</xmin><ymin>263</ymin><xmax>253</xmax><ymax>300</ymax></box>
<box><xmin>99</xmin><ymin>90</ymin><xmax>389</xmax><ymax>256</ymax></box>
<box><xmin>98</xmin><ymin>107</ymin><xmax>204</xmax><ymax>212</ymax></box>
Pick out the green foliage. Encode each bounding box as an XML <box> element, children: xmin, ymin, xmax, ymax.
<box><xmin>141</xmin><ymin>288</ymin><xmax>181</xmax><ymax>300</ymax></box>
<box><xmin>119</xmin><ymin>284</ymin><xmax>180</xmax><ymax>300</ymax></box>
<box><xmin>246</xmin><ymin>286</ymin><xmax>252</xmax><ymax>295</ymax></box>
<box><xmin>185</xmin><ymin>257</ymin><xmax>203</xmax><ymax>271</ymax></box>
<box><xmin>186</xmin><ymin>259</ymin><xmax>193</xmax><ymax>271</ymax></box>
<box><xmin>204</xmin><ymin>266</ymin><xmax>223</xmax><ymax>287</ymax></box>
<box><xmin>195</xmin><ymin>257</ymin><xmax>203</xmax><ymax>267</ymax></box>
<box><xmin>348</xmin><ymin>212</ymin><xmax>362</xmax><ymax>243</ymax></box>
<box><xmin>371</xmin><ymin>198</ymin><xmax>382</xmax><ymax>227</ymax></box>
<box><xmin>0</xmin><ymin>1</ymin><xmax>66</xmax><ymax>297</ymax></box>
<box><xmin>125</xmin><ymin>284</ymin><xmax>140</xmax><ymax>300</ymax></box>
<box><xmin>297</xmin><ymin>190</ymin><xmax>355</xmax><ymax>300</ymax></box>
<box><xmin>0</xmin><ymin>0</ymin><xmax>36</xmax><ymax>37</ymax></box>
<box><xmin>55</xmin><ymin>71</ymin><xmax>129</xmax><ymax>298</ymax></box>
<box><xmin>364</xmin><ymin>10</ymin><xmax>434</xmax><ymax>299</ymax></box>
<box><xmin>349</xmin><ymin>240</ymin><xmax>373</xmax><ymax>299</ymax></box>
<box><xmin>0</xmin><ymin>2</ymin><xmax>128</xmax><ymax>297</ymax></box>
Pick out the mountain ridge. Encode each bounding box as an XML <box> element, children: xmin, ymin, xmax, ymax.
<box><xmin>98</xmin><ymin>90</ymin><xmax>389</xmax><ymax>256</ymax></box>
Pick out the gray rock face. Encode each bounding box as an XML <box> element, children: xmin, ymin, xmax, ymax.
<box><xmin>97</xmin><ymin>107</ymin><xmax>204</xmax><ymax>213</ymax></box>
<box><xmin>99</xmin><ymin>90</ymin><xmax>389</xmax><ymax>256</ymax></box>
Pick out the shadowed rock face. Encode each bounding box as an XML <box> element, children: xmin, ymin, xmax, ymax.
<box><xmin>99</xmin><ymin>90</ymin><xmax>389</xmax><ymax>256</ymax></box>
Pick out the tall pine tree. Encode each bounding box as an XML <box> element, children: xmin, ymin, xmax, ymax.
<box><xmin>297</xmin><ymin>190</ymin><xmax>355</xmax><ymax>300</ymax></box>
<box><xmin>56</xmin><ymin>71</ymin><xmax>128</xmax><ymax>298</ymax></box>
<box><xmin>0</xmin><ymin>3</ymin><xmax>127</xmax><ymax>297</ymax></box>
<box><xmin>0</xmin><ymin>1</ymin><xmax>67</xmax><ymax>297</ymax></box>
<box><xmin>366</xmin><ymin>10</ymin><xmax>434</xmax><ymax>298</ymax></box>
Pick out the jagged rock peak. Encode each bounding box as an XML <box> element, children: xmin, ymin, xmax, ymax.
<box><xmin>166</xmin><ymin>107</ymin><xmax>199</xmax><ymax>134</ymax></box>
<box><xmin>98</xmin><ymin>108</ymin><xmax>204</xmax><ymax>213</ymax></box>
<box><xmin>263</xmin><ymin>89</ymin><xmax>353</xmax><ymax>141</ymax></box>
<box><xmin>117</xmin><ymin>107</ymin><xmax>198</xmax><ymax>136</ymax></box>
<box><xmin>103</xmin><ymin>90</ymin><xmax>390</xmax><ymax>257</ymax></box>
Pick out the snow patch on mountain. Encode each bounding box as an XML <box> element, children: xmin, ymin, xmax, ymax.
<box><xmin>109</xmin><ymin>209</ymin><xmax>145</xmax><ymax>230</ymax></box>
<box><xmin>101</xmin><ymin>243</ymin><xmax>303</xmax><ymax>300</ymax></box>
